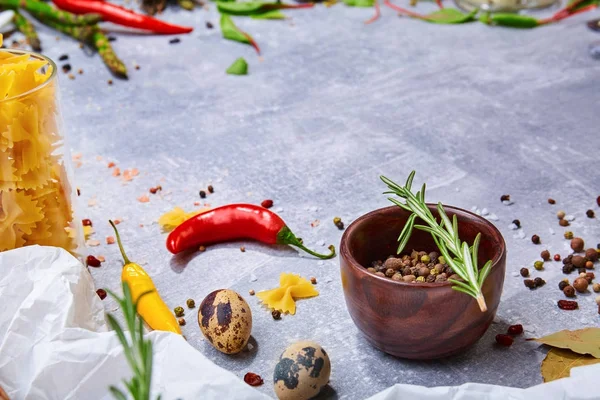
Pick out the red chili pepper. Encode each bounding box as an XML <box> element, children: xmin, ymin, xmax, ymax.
<box><xmin>166</xmin><ymin>204</ymin><xmax>336</xmax><ymax>259</ymax></box>
<box><xmin>52</xmin><ymin>0</ymin><xmax>193</xmax><ymax>35</ymax></box>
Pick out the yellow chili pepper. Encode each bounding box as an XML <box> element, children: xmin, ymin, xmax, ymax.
<box><xmin>109</xmin><ymin>221</ymin><xmax>181</xmax><ymax>334</ymax></box>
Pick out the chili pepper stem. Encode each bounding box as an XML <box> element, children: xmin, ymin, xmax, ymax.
<box><xmin>383</xmin><ymin>0</ymin><xmax>426</xmax><ymax>19</ymax></box>
<box><xmin>109</xmin><ymin>220</ymin><xmax>132</xmax><ymax>265</ymax></box>
<box><xmin>435</xmin><ymin>0</ymin><xmax>443</xmax><ymax>8</ymax></box>
<box><xmin>364</xmin><ymin>0</ymin><xmax>381</xmax><ymax>24</ymax></box>
<box><xmin>277</xmin><ymin>227</ymin><xmax>336</xmax><ymax>259</ymax></box>
<box><xmin>242</xmin><ymin>32</ymin><xmax>261</xmax><ymax>55</ymax></box>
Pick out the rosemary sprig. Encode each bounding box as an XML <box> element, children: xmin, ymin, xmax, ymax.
<box><xmin>106</xmin><ymin>282</ymin><xmax>160</xmax><ymax>400</ymax></box>
<box><xmin>381</xmin><ymin>171</ymin><xmax>493</xmax><ymax>312</ymax></box>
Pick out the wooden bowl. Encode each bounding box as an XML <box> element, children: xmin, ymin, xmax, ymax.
<box><xmin>340</xmin><ymin>205</ymin><xmax>506</xmax><ymax>360</ymax></box>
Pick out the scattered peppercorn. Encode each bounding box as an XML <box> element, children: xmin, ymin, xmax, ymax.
<box><xmin>596</xmin><ymin>295</ymin><xmax>600</xmax><ymax>305</ymax></box>
<box><xmin>199</xmin><ymin>190</ymin><xmax>206</xmax><ymax>198</ymax></box>
<box><xmin>557</xmin><ymin>210</ymin><xmax>566</xmax><ymax>219</ymax></box>
<box><xmin>500</xmin><ymin>194</ymin><xmax>510</xmax><ymax>202</ymax></box>
<box><xmin>249</xmin><ymin>289</ymin><xmax>255</xmax><ymax>296</ymax></box>
<box><xmin>534</xmin><ymin>277</ymin><xmax>545</xmax><ymax>287</ymax></box>
<box><xmin>554</xmin><ymin>254</ymin><xmax>561</xmax><ymax>262</ymax></box>
<box><xmin>547</xmin><ymin>198</ymin><xmax>556</xmax><ymax>204</ymax></box>
<box><xmin>587</xmin><ymin>209</ymin><xmax>595</xmax><ymax>218</ymax></box>
<box><xmin>573</xmin><ymin>277</ymin><xmax>588</xmax><ymax>293</ymax></box>
<box><xmin>77</xmin><ymin>188</ymin><xmax>81</xmax><ymax>196</ymax></box>
<box><xmin>558</xmin><ymin>219</ymin><xmax>570</xmax><ymax>227</ymax></box>
<box><xmin>107</xmin><ymin>79</ymin><xmax>113</xmax><ymax>85</ymax></box>
<box><xmin>240</xmin><ymin>246</ymin><xmax>246</xmax><ymax>252</ymax></box>
<box><xmin>564</xmin><ymin>231</ymin><xmax>574</xmax><ymax>240</ymax></box>
<box><xmin>571</xmin><ymin>237</ymin><xmax>585</xmax><ymax>252</ymax></box>
<box><xmin>421</xmin><ymin>255</ymin><xmax>431</xmax><ymax>263</ymax></box>
<box><xmin>87</xmin><ymin>255</ymin><xmax>102</xmax><ymax>267</ymax></box>
<box><xmin>82</xmin><ymin>218</ymin><xmax>93</xmax><ymax>226</ymax></box>
<box><xmin>333</xmin><ymin>217</ymin><xmax>345</xmax><ymax>230</ymax></box>
<box><xmin>524</xmin><ymin>279</ymin><xmax>536</xmax><ymax>289</ymax></box>
<box><xmin>169</xmin><ymin>38</ymin><xmax>181</xmax><ymax>44</ymax></box>
<box><xmin>199</xmin><ymin>245</ymin><xmax>206</xmax><ymax>252</ymax></box>
<box><xmin>572</xmin><ymin>256</ymin><xmax>586</xmax><ymax>268</ymax></box>
<box><xmin>531</xmin><ymin>235</ymin><xmax>540</xmax><ymax>244</ymax></box>
<box><xmin>78</xmin><ymin>69</ymin><xmax>83</xmax><ymax>75</ymax></box>
<box><xmin>186</xmin><ymin>299</ymin><xmax>195</xmax><ymax>308</ymax></box>
<box><xmin>563</xmin><ymin>285</ymin><xmax>576</xmax><ymax>297</ymax></box>
<box><xmin>68</xmin><ymin>73</ymin><xmax>75</xmax><ymax>80</ymax></box>
<box><xmin>178</xmin><ymin>318</ymin><xmax>186</xmax><ymax>326</ymax></box>
<box><xmin>507</xmin><ymin>324</ymin><xmax>523</xmax><ymax>335</ymax></box>
<box><xmin>310</xmin><ymin>277</ymin><xmax>317</xmax><ymax>284</ymax></box>
<box><xmin>557</xmin><ymin>300</ymin><xmax>578</xmax><ymax>310</ymax></box>
<box><xmin>586</xmin><ymin>248</ymin><xmax>599</xmax><ymax>262</ymax></box>
<box><xmin>244</xmin><ymin>372</ymin><xmax>264</xmax><ymax>387</ymax></box>
<box><xmin>520</xmin><ymin>267</ymin><xmax>529</xmax><ymax>277</ymax></box>
<box><xmin>107</xmin><ymin>35</ymin><xmax>117</xmax><ymax>42</ymax></box>
<box><xmin>206</xmin><ymin>21</ymin><xmax>214</xmax><ymax>29</ymax></box>
<box><xmin>585</xmin><ymin>272</ymin><xmax>594</xmax><ymax>283</ymax></box>
<box><xmin>541</xmin><ymin>250</ymin><xmax>550</xmax><ymax>261</ymax></box>
<box><xmin>586</xmin><ymin>261</ymin><xmax>594</xmax><ymax>269</ymax></box>
<box><xmin>512</xmin><ymin>219</ymin><xmax>521</xmax><ymax>228</ymax></box>
<box><xmin>174</xmin><ymin>306</ymin><xmax>184</xmax><ymax>317</ymax></box>
<box><xmin>135</xmin><ymin>65</ymin><xmax>140</xmax><ymax>70</ymax></box>
<box><xmin>149</xmin><ymin>185</ymin><xmax>162</xmax><ymax>194</ymax></box>
<box><xmin>495</xmin><ymin>334</ymin><xmax>514</xmax><ymax>347</ymax></box>
<box><xmin>272</xmin><ymin>310</ymin><xmax>281</xmax><ymax>320</ymax></box>
<box><xmin>534</xmin><ymin>261</ymin><xmax>544</xmax><ymax>271</ymax></box>
<box><xmin>58</xmin><ymin>54</ymin><xmax>69</xmax><ymax>61</ymax></box>
<box><xmin>207</xmin><ymin>185</ymin><xmax>214</xmax><ymax>193</ymax></box>
<box><xmin>558</xmin><ymin>281</ymin><xmax>569</xmax><ymax>291</ymax></box>
<box><xmin>62</xmin><ymin>63</ymin><xmax>71</xmax><ymax>73</ymax></box>
<box><xmin>261</xmin><ymin>199</ymin><xmax>273</xmax><ymax>208</ymax></box>
<box><xmin>96</xmin><ymin>288</ymin><xmax>107</xmax><ymax>300</ymax></box>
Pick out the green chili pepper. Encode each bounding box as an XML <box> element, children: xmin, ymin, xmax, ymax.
<box><xmin>481</xmin><ymin>13</ymin><xmax>539</xmax><ymax>28</ymax></box>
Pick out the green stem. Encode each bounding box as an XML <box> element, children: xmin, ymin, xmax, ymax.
<box><xmin>177</xmin><ymin>0</ymin><xmax>195</xmax><ymax>10</ymax></box>
<box><xmin>13</xmin><ymin>10</ymin><xmax>41</xmax><ymax>51</ymax></box>
<box><xmin>277</xmin><ymin>226</ymin><xmax>336</xmax><ymax>259</ymax></box>
<box><xmin>110</xmin><ymin>220</ymin><xmax>132</xmax><ymax>265</ymax></box>
<box><xmin>0</xmin><ymin>0</ymin><xmax>102</xmax><ymax>25</ymax></box>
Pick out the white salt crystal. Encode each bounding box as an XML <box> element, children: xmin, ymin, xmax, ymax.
<box><xmin>549</xmin><ymin>228</ymin><xmax>555</xmax><ymax>235</ymax></box>
<box><xmin>325</xmin><ymin>277</ymin><xmax>333</xmax><ymax>283</ymax></box>
<box><xmin>511</xmin><ymin>271</ymin><xmax>520</xmax><ymax>277</ymax></box>
<box><xmin>318</xmin><ymin>261</ymin><xmax>325</xmax><ymax>266</ymax></box>
<box><xmin>514</xmin><ymin>230</ymin><xmax>526</xmax><ymax>239</ymax></box>
<box><xmin>580</xmin><ymin>318</ymin><xmax>588</xmax><ymax>325</ymax></box>
<box><xmin>481</xmin><ymin>208</ymin><xmax>489</xmax><ymax>216</ymax></box>
<box><xmin>275</xmin><ymin>207</ymin><xmax>284</xmax><ymax>213</ymax></box>
<box><xmin>502</xmin><ymin>200</ymin><xmax>513</xmax><ymax>206</ymax></box>
<box><xmin>565</xmin><ymin>215</ymin><xmax>575</xmax><ymax>222</ymax></box>
<box><xmin>508</xmin><ymin>223</ymin><xmax>518</xmax><ymax>230</ymax></box>
<box><xmin>486</xmin><ymin>213</ymin><xmax>499</xmax><ymax>221</ymax></box>
<box><xmin>317</xmin><ymin>240</ymin><xmax>326</xmax><ymax>247</ymax></box>
<box><xmin>249</xmin><ymin>273</ymin><xmax>257</xmax><ymax>282</ymax></box>
<box><xmin>471</xmin><ymin>206</ymin><xmax>477</xmax><ymax>212</ymax></box>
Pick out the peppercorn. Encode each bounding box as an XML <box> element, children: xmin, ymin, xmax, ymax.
<box><xmin>186</xmin><ymin>299</ymin><xmax>195</xmax><ymax>308</ymax></box>
<box><xmin>96</xmin><ymin>288</ymin><xmax>107</xmax><ymax>300</ymax></box>
<box><xmin>135</xmin><ymin>65</ymin><xmax>140</xmax><ymax>70</ymax></box>
<box><xmin>597</xmin><ymin>196</ymin><xmax>600</xmax><ymax>207</ymax></box>
<box><xmin>586</xmin><ymin>261</ymin><xmax>594</xmax><ymax>269</ymax></box>
<box><xmin>392</xmin><ymin>273</ymin><xmax>403</xmax><ymax>281</ymax></box>
<box><xmin>564</xmin><ymin>231</ymin><xmax>574</xmax><ymax>240</ymax></box>
<box><xmin>435</xmin><ymin>274</ymin><xmax>447</xmax><ymax>282</ymax></box>
<box><xmin>207</xmin><ymin>185</ymin><xmax>214</xmax><ymax>193</ymax></box>
<box><xmin>578</xmin><ymin>267</ymin><xmax>587</xmax><ymax>274</ymax></box>
<box><xmin>559</xmin><ymin>219</ymin><xmax>570</xmax><ymax>227</ymax></box>
<box><xmin>174</xmin><ymin>306</ymin><xmax>184</xmax><ymax>317</ymax></box>
<box><xmin>594</xmin><ymin>283</ymin><xmax>600</xmax><ymax>293</ymax></box>
<box><xmin>572</xmin><ymin>256</ymin><xmax>586</xmax><ymax>268</ymax></box>
<box><xmin>586</xmin><ymin>248</ymin><xmax>599</xmax><ymax>262</ymax></box>
<box><xmin>87</xmin><ymin>255</ymin><xmax>101</xmax><ymax>267</ymax></box>
<box><xmin>500</xmin><ymin>194</ymin><xmax>510</xmax><ymax>202</ymax></box>
<box><xmin>573</xmin><ymin>277</ymin><xmax>588</xmax><ymax>293</ymax></box>
<box><xmin>384</xmin><ymin>258</ymin><xmax>404</xmax><ymax>271</ymax></box>
<box><xmin>169</xmin><ymin>38</ymin><xmax>181</xmax><ymax>44</ymax></box>
<box><xmin>310</xmin><ymin>277</ymin><xmax>317</xmax><ymax>284</ymax></box>
<box><xmin>261</xmin><ymin>199</ymin><xmax>273</xmax><ymax>208</ymax></box>
<box><xmin>520</xmin><ymin>267</ymin><xmax>529</xmax><ymax>277</ymax></box>
<box><xmin>240</xmin><ymin>246</ymin><xmax>246</xmax><ymax>252</ymax></box>
<box><xmin>59</xmin><ymin>54</ymin><xmax>69</xmax><ymax>61</ymax></box>
<box><xmin>178</xmin><ymin>318</ymin><xmax>186</xmax><ymax>326</ymax></box>
<box><xmin>512</xmin><ymin>219</ymin><xmax>521</xmax><ymax>228</ymax></box>
<box><xmin>531</xmin><ymin>235</ymin><xmax>540</xmax><ymax>244</ymax></box>
<box><xmin>557</xmin><ymin>210</ymin><xmax>566</xmax><ymax>219</ymax></box>
<box><xmin>495</xmin><ymin>334</ymin><xmax>514</xmax><ymax>347</ymax></box>
<box><xmin>416</xmin><ymin>276</ymin><xmax>425</xmax><ymax>282</ymax></box>
<box><xmin>82</xmin><ymin>218</ymin><xmax>93</xmax><ymax>226</ymax></box>
<box><xmin>62</xmin><ymin>63</ymin><xmax>71</xmax><ymax>73</ymax></box>
<box><xmin>548</xmin><ymin>198</ymin><xmax>556</xmax><ymax>204</ymax></box>
<box><xmin>438</xmin><ymin>256</ymin><xmax>446</xmax><ymax>265</ymax></box>
<box><xmin>534</xmin><ymin>261</ymin><xmax>544</xmax><ymax>271</ymax></box>
<box><xmin>587</xmin><ymin>209</ymin><xmax>595</xmax><ymax>218</ymax></box>
<box><xmin>249</xmin><ymin>289</ymin><xmax>256</xmax><ymax>295</ymax></box>
<box><xmin>199</xmin><ymin>190</ymin><xmax>207</xmax><ymax>199</ymax></box>
<box><xmin>558</xmin><ymin>281</ymin><xmax>569</xmax><ymax>291</ymax></box>
<box><xmin>198</xmin><ymin>245</ymin><xmax>206</xmax><ymax>252</ymax></box>
<box><xmin>402</xmin><ymin>266</ymin><xmax>412</xmax><ymax>276</ymax></box>
<box><xmin>107</xmin><ymin>79</ymin><xmax>113</xmax><ymax>85</ymax></box>
<box><xmin>596</xmin><ymin>295</ymin><xmax>600</xmax><ymax>305</ymax></box>
<box><xmin>423</xmin><ymin>274</ymin><xmax>434</xmax><ymax>282</ymax></box>
<box><xmin>507</xmin><ymin>324</ymin><xmax>523</xmax><ymax>335</ymax></box>
<box><xmin>585</xmin><ymin>272</ymin><xmax>594</xmax><ymax>283</ymax></box>
<box><xmin>534</xmin><ymin>277</ymin><xmax>545</xmax><ymax>287</ymax></box>
<box><xmin>375</xmin><ymin>272</ymin><xmax>385</xmax><ymax>277</ymax></box>
<box><xmin>558</xmin><ymin>300</ymin><xmax>578</xmax><ymax>310</ymax></box>
<box><xmin>272</xmin><ymin>310</ymin><xmax>281</xmax><ymax>320</ymax></box>
<box><xmin>562</xmin><ymin>265</ymin><xmax>574</xmax><ymax>274</ymax></box>
<box><xmin>540</xmin><ymin>250</ymin><xmax>550</xmax><ymax>261</ymax></box>
<box><xmin>421</xmin><ymin>255</ymin><xmax>431</xmax><ymax>263</ymax></box>
<box><xmin>554</xmin><ymin>254</ymin><xmax>561</xmax><ymax>262</ymax></box>
<box><xmin>571</xmin><ymin>237</ymin><xmax>585</xmax><ymax>252</ymax></box>
<box><xmin>524</xmin><ymin>279</ymin><xmax>536</xmax><ymax>289</ymax></box>
<box><xmin>563</xmin><ymin>285</ymin><xmax>576</xmax><ymax>297</ymax></box>
<box><xmin>403</xmin><ymin>275</ymin><xmax>416</xmax><ymax>282</ymax></box>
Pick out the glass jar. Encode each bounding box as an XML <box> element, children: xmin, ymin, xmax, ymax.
<box><xmin>455</xmin><ymin>0</ymin><xmax>557</xmax><ymax>12</ymax></box>
<box><xmin>0</xmin><ymin>50</ymin><xmax>84</xmax><ymax>257</ymax></box>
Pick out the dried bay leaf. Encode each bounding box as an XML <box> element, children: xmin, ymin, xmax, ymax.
<box><xmin>541</xmin><ymin>348</ymin><xmax>600</xmax><ymax>382</ymax></box>
<box><xmin>531</xmin><ymin>328</ymin><xmax>600</xmax><ymax>358</ymax></box>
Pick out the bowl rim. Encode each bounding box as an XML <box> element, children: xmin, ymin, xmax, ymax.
<box><xmin>340</xmin><ymin>204</ymin><xmax>506</xmax><ymax>289</ymax></box>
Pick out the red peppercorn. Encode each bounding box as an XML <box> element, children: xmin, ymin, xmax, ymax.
<box><xmin>507</xmin><ymin>324</ymin><xmax>523</xmax><ymax>335</ymax></box>
<box><xmin>531</xmin><ymin>235</ymin><xmax>540</xmax><ymax>244</ymax></box>
<box><xmin>261</xmin><ymin>199</ymin><xmax>274</xmax><ymax>209</ymax></box>
<box><xmin>87</xmin><ymin>255</ymin><xmax>102</xmax><ymax>267</ymax></box>
<box><xmin>495</xmin><ymin>334</ymin><xmax>514</xmax><ymax>347</ymax></box>
<box><xmin>244</xmin><ymin>372</ymin><xmax>264</xmax><ymax>386</ymax></box>
<box><xmin>82</xmin><ymin>218</ymin><xmax>93</xmax><ymax>226</ymax></box>
<box><xmin>96</xmin><ymin>288</ymin><xmax>107</xmax><ymax>300</ymax></box>
<box><xmin>557</xmin><ymin>300</ymin><xmax>578</xmax><ymax>310</ymax></box>
<box><xmin>554</xmin><ymin>254</ymin><xmax>561</xmax><ymax>262</ymax></box>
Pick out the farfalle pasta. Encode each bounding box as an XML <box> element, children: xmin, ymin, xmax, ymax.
<box><xmin>257</xmin><ymin>273</ymin><xmax>319</xmax><ymax>315</ymax></box>
<box><xmin>0</xmin><ymin>34</ymin><xmax>83</xmax><ymax>255</ymax></box>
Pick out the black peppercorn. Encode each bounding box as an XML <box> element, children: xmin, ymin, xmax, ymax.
<box><xmin>207</xmin><ymin>185</ymin><xmax>214</xmax><ymax>193</ymax></box>
<box><xmin>199</xmin><ymin>190</ymin><xmax>206</xmax><ymax>199</ymax></box>
<box><xmin>512</xmin><ymin>219</ymin><xmax>521</xmax><ymax>228</ymax></box>
<box><xmin>531</xmin><ymin>234</ymin><xmax>540</xmax><ymax>244</ymax></box>
<box><xmin>534</xmin><ymin>277</ymin><xmax>545</xmax><ymax>287</ymax></box>
<box><xmin>272</xmin><ymin>310</ymin><xmax>281</xmax><ymax>320</ymax></box>
<box><xmin>524</xmin><ymin>279</ymin><xmax>536</xmax><ymax>289</ymax></box>
<box><xmin>558</xmin><ymin>281</ymin><xmax>569</xmax><ymax>291</ymax></box>
<box><xmin>587</xmin><ymin>209</ymin><xmax>595</xmax><ymax>218</ymax></box>
<box><xmin>562</xmin><ymin>264</ymin><xmax>574</xmax><ymax>274</ymax></box>
<box><xmin>501</xmin><ymin>194</ymin><xmax>511</xmax><ymax>202</ymax></box>
<box><xmin>548</xmin><ymin>198</ymin><xmax>556</xmax><ymax>204</ymax></box>
<box><xmin>541</xmin><ymin>250</ymin><xmax>550</xmax><ymax>261</ymax></box>
<box><xmin>520</xmin><ymin>267</ymin><xmax>529</xmax><ymax>277</ymax></box>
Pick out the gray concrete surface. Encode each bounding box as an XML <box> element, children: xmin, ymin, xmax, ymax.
<box><xmin>19</xmin><ymin>3</ymin><xmax>600</xmax><ymax>398</ymax></box>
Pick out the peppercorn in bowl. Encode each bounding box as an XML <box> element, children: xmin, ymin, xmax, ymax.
<box><xmin>339</xmin><ymin>205</ymin><xmax>506</xmax><ymax>360</ymax></box>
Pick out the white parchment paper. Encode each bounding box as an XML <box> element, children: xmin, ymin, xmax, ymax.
<box><xmin>1</xmin><ymin>246</ymin><xmax>598</xmax><ymax>400</ymax></box>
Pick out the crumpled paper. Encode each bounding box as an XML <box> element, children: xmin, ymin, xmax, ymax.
<box><xmin>1</xmin><ymin>246</ymin><xmax>599</xmax><ymax>400</ymax></box>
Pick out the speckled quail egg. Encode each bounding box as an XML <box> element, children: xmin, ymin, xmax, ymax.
<box><xmin>273</xmin><ymin>341</ymin><xmax>331</xmax><ymax>400</ymax></box>
<box><xmin>198</xmin><ymin>289</ymin><xmax>252</xmax><ymax>354</ymax></box>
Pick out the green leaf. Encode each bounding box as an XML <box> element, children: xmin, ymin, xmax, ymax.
<box><xmin>405</xmin><ymin>171</ymin><xmax>416</xmax><ymax>191</ymax></box>
<box><xmin>396</xmin><ymin>213</ymin><xmax>416</xmax><ymax>254</ymax></box>
<box><xmin>344</xmin><ymin>0</ymin><xmax>375</xmax><ymax>7</ymax></box>
<box><xmin>217</xmin><ymin>1</ymin><xmax>266</xmax><ymax>15</ymax></box>
<box><xmin>226</xmin><ymin>57</ymin><xmax>249</xmax><ymax>75</ymax></box>
<box><xmin>424</xmin><ymin>8</ymin><xmax>477</xmax><ymax>24</ymax></box>
<box><xmin>481</xmin><ymin>13</ymin><xmax>539</xmax><ymax>28</ymax></box>
<box><xmin>449</xmin><ymin>278</ymin><xmax>475</xmax><ymax>294</ymax></box>
<box><xmin>109</xmin><ymin>386</ymin><xmax>127</xmax><ymax>400</ymax></box>
<box><xmin>451</xmin><ymin>285</ymin><xmax>476</xmax><ymax>297</ymax></box>
<box><xmin>478</xmin><ymin>260</ymin><xmax>493</xmax><ymax>288</ymax></box>
<box><xmin>220</xmin><ymin>14</ymin><xmax>260</xmax><ymax>54</ymax></box>
<box><xmin>251</xmin><ymin>10</ymin><xmax>287</xmax><ymax>19</ymax></box>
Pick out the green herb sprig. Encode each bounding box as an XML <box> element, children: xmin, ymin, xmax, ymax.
<box><xmin>106</xmin><ymin>282</ymin><xmax>159</xmax><ymax>400</ymax></box>
<box><xmin>381</xmin><ymin>171</ymin><xmax>492</xmax><ymax>312</ymax></box>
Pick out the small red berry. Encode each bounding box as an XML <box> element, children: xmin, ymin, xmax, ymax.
<box><xmin>96</xmin><ymin>289</ymin><xmax>107</xmax><ymax>300</ymax></box>
<box><xmin>87</xmin><ymin>255</ymin><xmax>101</xmax><ymax>267</ymax></box>
<box><xmin>553</xmin><ymin>254</ymin><xmax>561</xmax><ymax>262</ymax></box>
<box><xmin>507</xmin><ymin>324</ymin><xmax>523</xmax><ymax>335</ymax></box>
<box><xmin>244</xmin><ymin>372</ymin><xmax>264</xmax><ymax>386</ymax></box>
<box><xmin>495</xmin><ymin>334</ymin><xmax>514</xmax><ymax>347</ymax></box>
<box><xmin>261</xmin><ymin>199</ymin><xmax>274</xmax><ymax>208</ymax></box>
